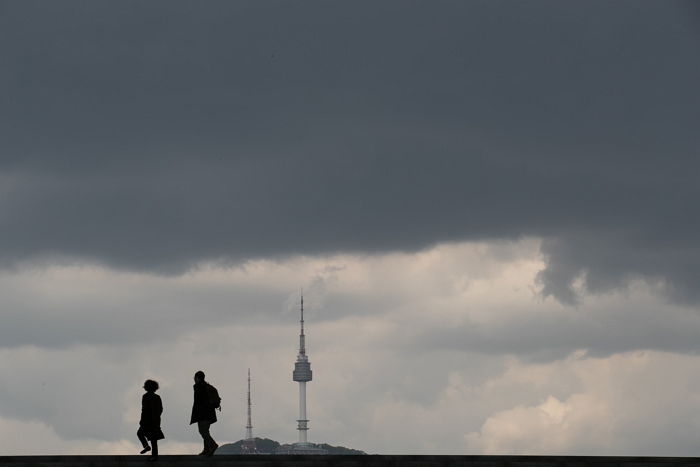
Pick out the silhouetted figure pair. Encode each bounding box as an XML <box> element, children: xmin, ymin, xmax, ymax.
<box><xmin>137</xmin><ymin>379</ymin><xmax>164</xmax><ymax>462</ymax></box>
<box><xmin>136</xmin><ymin>371</ymin><xmax>219</xmax><ymax>458</ymax></box>
<box><xmin>190</xmin><ymin>370</ymin><xmax>219</xmax><ymax>456</ymax></box>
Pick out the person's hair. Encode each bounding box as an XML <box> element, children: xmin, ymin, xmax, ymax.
<box><xmin>194</xmin><ymin>370</ymin><xmax>205</xmax><ymax>380</ymax></box>
<box><xmin>143</xmin><ymin>379</ymin><xmax>159</xmax><ymax>392</ymax></box>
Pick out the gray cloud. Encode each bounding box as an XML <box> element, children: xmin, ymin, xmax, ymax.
<box><xmin>1</xmin><ymin>0</ymin><xmax>699</xmax><ymax>304</ymax></box>
<box><xmin>3</xmin><ymin>1</ymin><xmax>700</xmax><ymax>452</ymax></box>
<box><xmin>1</xmin><ymin>243</ymin><xmax>700</xmax><ymax>454</ymax></box>
<box><xmin>0</xmin><ymin>268</ymin><xmax>290</xmax><ymax>348</ymax></box>
<box><xmin>413</xmin><ymin>298</ymin><xmax>700</xmax><ymax>363</ymax></box>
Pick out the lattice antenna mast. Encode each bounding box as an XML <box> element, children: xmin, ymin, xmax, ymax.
<box><xmin>241</xmin><ymin>369</ymin><xmax>257</xmax><ymax>454</ymax></box>
<box><xmin>246</xmin><ymin>368</ymin><xmax>253</xmax><ymax>440</ymax></box>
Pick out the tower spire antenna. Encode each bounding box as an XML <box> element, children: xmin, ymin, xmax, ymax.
<box><xmin>301</xmin><ymin>289</ymin><xmax>305</xmax><ymax>333</ymax></box>
<box><xmin>299</xmin><ymin>290</ymin><xmax>306</xmax><ymax>356</ymax></box>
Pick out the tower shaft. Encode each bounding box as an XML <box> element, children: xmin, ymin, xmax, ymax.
<box><xmin>298</xmin><ymin>382</ymin><xmax>308</xmax><ymax>443</ymax></box>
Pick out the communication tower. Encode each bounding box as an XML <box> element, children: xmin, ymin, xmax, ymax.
<box><xmin>292</xmin><ymin>294</ymin><xmax>313</xmax><ymax>445</ymax></box>
<box><xmin>241</xmin><ymin>369</ymin><xmax>257</xmax><ymax>454</ymax></box>
<box><xmin>276</xmin><ymin>294</ymin><xmax>327</xmax><ymax>455</ymax></box>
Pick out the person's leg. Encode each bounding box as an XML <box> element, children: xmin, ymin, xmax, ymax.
<box><xmin>150</xmin><ymin>439</ymin><xmax>159</xmax><ymax>460</ymax></box>
<box><xmin>207</xmin><ymin>428</ymin><xmax>218</xmax><ymax>456</ymax></box>
<box><xmin>137</xmin><ymin>428</ymin><xmax>151</xmax><ymax>453</ymax></box>
<box><xmin>197</xmin><ymin>421</ymin><xmax>212</xmax><ymax>454</ymax></box>
<box><xmin>210</xmin><ymin>424</ymin><xmax>218</xmax><ymax>455</ymax></box>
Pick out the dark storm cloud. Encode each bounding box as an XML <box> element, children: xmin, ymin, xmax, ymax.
<box><xmin>1</xmin><ymin>1</ymin><xmax>699</xmax><ymax>302</ymax></box>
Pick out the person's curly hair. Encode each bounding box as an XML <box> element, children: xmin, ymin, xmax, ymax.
<box><xmin>143</xmin><ymin>379</ymin><xmax>159</xmax><ymax>392</ymax></box>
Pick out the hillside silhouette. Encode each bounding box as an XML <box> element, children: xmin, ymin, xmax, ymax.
<box><xmin>216</xmin><ymin>438</ymin><xmax>366</xmax><ymax>455</ymax></box>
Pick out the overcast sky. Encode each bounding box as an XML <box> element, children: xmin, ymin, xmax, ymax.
<box><xmin>1</xmin><ymin>0</ymin><xmax>700</xmax><ymax>456</ymax></box>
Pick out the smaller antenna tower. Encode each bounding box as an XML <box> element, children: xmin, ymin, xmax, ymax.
<box><xmin>241</xmin><ymin>369</ymin><xmax>257</xmax><ymax>454</ymax></box>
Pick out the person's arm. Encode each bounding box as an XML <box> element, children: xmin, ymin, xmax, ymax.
<box><xmin>140</xmin><ymin>394</ymin><xmax>146</xmax><ymax>423</ymax></box>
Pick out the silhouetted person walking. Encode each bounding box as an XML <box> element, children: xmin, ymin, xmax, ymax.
<box><xmin>137</xmin><ymin>379</ymin><xmax>164</xmax><ymax>462</ymax></box>
<box><xmin>190</xmin><ymin>370</ymin><xmax>220</xmax><ymax>456</ymax></box>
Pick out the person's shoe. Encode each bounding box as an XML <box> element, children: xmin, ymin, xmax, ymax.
<box><xmin>205</xmin><ymin>443</ymin><xmax>219</xmax><ymax>456</ymax></box>
<box><xmin>197</xmin><ymin>448</ymin><xmax>207</xmax><ymax>455</ymax></box>
<box><xmin>140</xmin><ymin>447</ymin><xmax>151</xmax><ymax>455</ymax></box>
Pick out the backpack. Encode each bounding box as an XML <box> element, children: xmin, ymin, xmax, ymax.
<box><xmin>207</xmin><ymin>383</ymin><xmax>222</xmax><ymax>411</ymax></box>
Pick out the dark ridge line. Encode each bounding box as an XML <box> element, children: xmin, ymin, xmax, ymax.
<box><xmin>1</xmin><ymin>455</ymin><xmax>700</xmax><ymax>461</ymax></box>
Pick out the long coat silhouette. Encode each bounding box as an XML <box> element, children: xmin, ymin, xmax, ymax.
<box><xmin>140</xmin><ymin>392</ymin><xmax>164</xmax><ymax>440</ymax></box>
<box><xmin>190</xmin><ymin>382</ymin><xmax>217</xmax><ymax>425</ymax></box>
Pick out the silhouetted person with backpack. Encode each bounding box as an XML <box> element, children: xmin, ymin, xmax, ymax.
<box><xmin>190</xmin><ymin>370</ymin><xmax>220</xmax><ymax>456</ymax></box>
<box><xmin>137</xmin><ymin>379</ymin><xmax>164</xmax><ymax>462</ymax></box>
